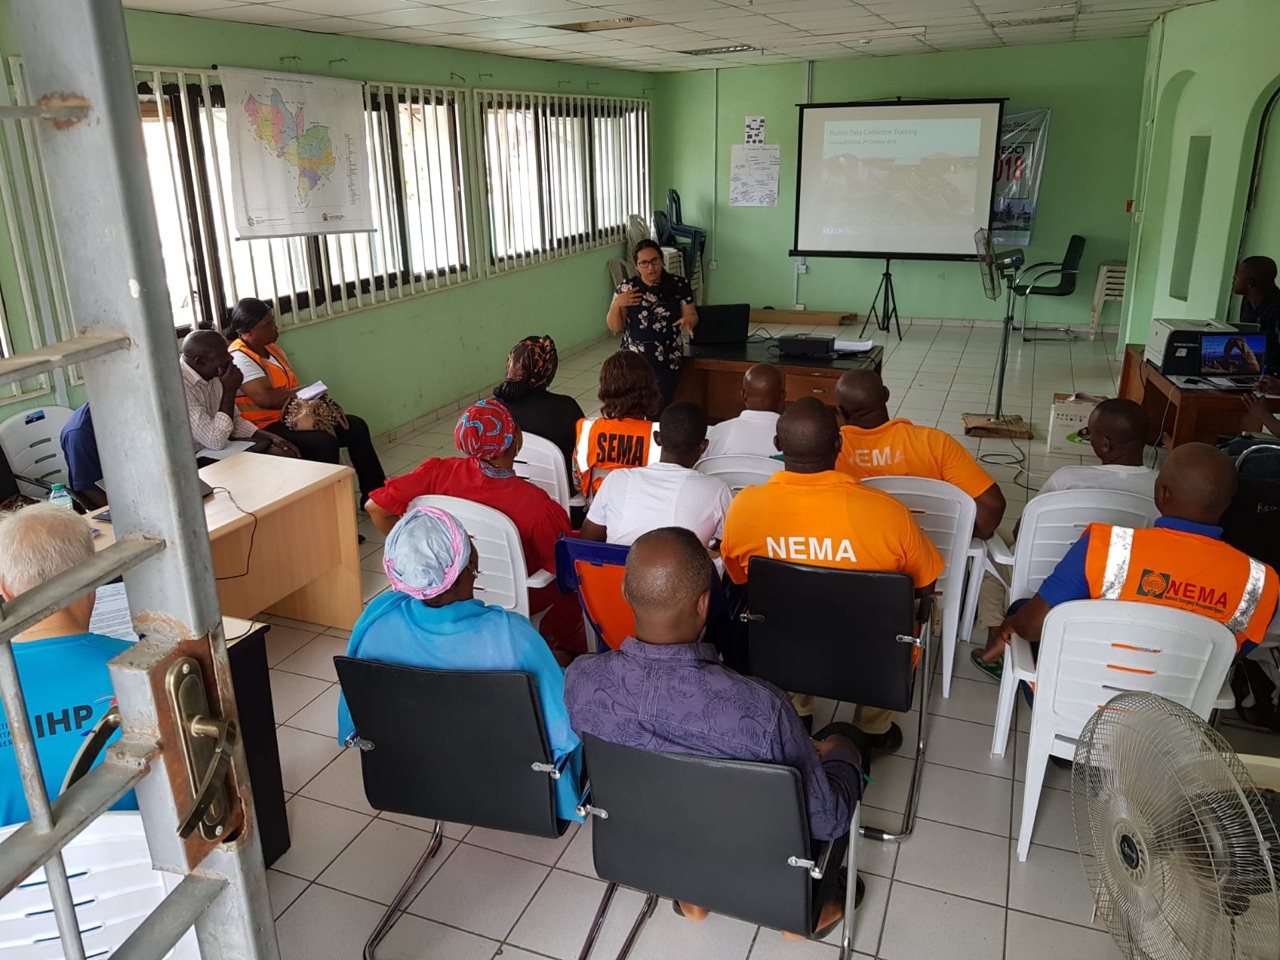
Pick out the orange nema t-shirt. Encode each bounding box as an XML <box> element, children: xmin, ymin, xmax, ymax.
<box><xmin>836</xmin><ymin>420</ymin><xmax>995</xmax><ymax>498</ymax></box>
<box><xmin>720</xmin><ymin>469</ymin><xmax>945</xmax><ymax>587</ymax></box>
<box><xmin>573</xmin><ymin>417</ymin><xmax>659</xmax><ymax>494</ymax></box>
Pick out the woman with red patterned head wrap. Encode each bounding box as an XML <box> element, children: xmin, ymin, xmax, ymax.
<box><xmin>494</xmin><ymin>335</ymin><xmax>584</xmax><ymax>486</ymax></box>
<box><xmin>364</xmin><ymin>398</ymin><xmax>585</xmax><ymax>657</ymax></box>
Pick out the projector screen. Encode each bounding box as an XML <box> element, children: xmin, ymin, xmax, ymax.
<box><xmin>790</xmin><ymin>99</ymin><xmax>1004</xmax><ymax>260</ymax></box>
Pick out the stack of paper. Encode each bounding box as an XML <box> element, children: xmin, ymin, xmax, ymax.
<box><xmin>833</xmin><ymin>338</ymin><xmax>875</xmax><ymax>354</ymax></box>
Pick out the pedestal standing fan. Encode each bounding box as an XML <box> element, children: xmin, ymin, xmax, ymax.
<box><xmin>1074</xmin><ymin>692</ymin><xmax>1280</xmax><ymax>960</ymax></box>
<box><xmin>962</xmin><ymin>229</ymin><xmax>1032</xmax><ymax>439</ymax></box>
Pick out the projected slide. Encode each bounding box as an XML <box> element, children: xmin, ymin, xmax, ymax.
<box><xmin>792</xmin><ymin>101</ymin><xmax>1003</xmax><ymax>259</ymax></box>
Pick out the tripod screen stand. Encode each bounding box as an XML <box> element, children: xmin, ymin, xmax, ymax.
<box><xmin>859</xmin><ymin>258</ymin><xmax>903</xmax><ymax>341</ymax></box>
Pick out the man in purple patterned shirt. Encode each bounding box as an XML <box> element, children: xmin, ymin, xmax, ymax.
<box><xmin>565</xmin><ymin>527</ymin><xmax>866</xmax><ymax>939</ymax></box>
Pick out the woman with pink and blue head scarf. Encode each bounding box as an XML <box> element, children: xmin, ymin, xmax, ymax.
<box><xmin>364</xmin><ymin>398</ymin><xmax>585</xmax><ymax>654</ymax></box>
<box><xmin>336</xmin><ymin>504</ymin><xmax>584</xmax><ymax>822</ymax></box>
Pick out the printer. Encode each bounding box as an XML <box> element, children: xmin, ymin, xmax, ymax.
<box><xmin>1145</xmin><ymin>318</ymin><xmax>1233</xmax><ymax>375</ymax></box>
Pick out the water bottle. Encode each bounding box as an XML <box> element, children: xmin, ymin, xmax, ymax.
<box><xmin>47</xmin><ymin>483</ymin><xmax>74</xmax><ymax>509</ymax></box>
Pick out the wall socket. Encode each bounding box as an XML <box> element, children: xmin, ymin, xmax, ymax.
<box><xmin>708</xmin><ymin>259</ymin><xmax>717</xmax><ymax>270</ymax></box>
<box><xmin>795</xmin><ymin>262</ymin><xmax>808</xmax><ymax>274</ymax></box>
<box><xmin>793</xmin><ymin>303</ymin><xmax>805</xmax><ymax>310</ymax></box>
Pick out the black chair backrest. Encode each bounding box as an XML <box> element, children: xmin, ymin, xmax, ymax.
<box><xmin>334</xmin><ymin>658</ymin><xmax>565</xmax><ymax>839</ymax></box>
<box><xmin>1223</xmin><ymin>447</ymin><xmax>1280</xmax><ymax>571</ymax></box>
<box><xmin>1031</xmin><ymin>234</ymin><xmax>1086</xmax><ymax>297</ymax></box>
<box><xmin>746</xmin><ymin>559</ymin><xmax>917</xmax><ymax>711</ymax></box>
<box><xmin>584</xmin><ymin>734</ymin><xmax>814</xmax><ymax>934</ymax></box>
<box><xmin>0</xmin><ymin>446</ymin><xmax>19</xmax><ymax>504</ymax></box>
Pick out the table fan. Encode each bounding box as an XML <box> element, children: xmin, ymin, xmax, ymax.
<box><xmin>1073</xmin><ymin>692</ymin><xmax>1280</xmax><ymax>959</ymax></box>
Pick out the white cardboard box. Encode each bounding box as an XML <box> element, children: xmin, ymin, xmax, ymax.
<box><xmin>1047</xmin><ymin>392</ymin><xmax>1107</xmax><ymax>455</ymax></box>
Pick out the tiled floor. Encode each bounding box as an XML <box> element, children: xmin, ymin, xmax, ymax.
<box><xmin>261</xmin><ymin>320</ymin><xmax>1190</xmax><ymax>960</ymax></box>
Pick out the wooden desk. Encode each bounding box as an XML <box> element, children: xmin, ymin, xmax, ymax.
<box><xmin>676</xmin><ymin>342</ymin><xmax>885</xmax><ymax>423</ymax></box>
<box><xmin>93</xmin><ymin>454</ymin><xmax>362</xmax><ymax>629</ymax></box>
<box><xmin>1118</xmin><ymin>344</ymin><xmax>1280</xmax><ymax>449</ymax></box>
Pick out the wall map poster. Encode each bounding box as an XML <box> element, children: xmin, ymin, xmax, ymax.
<box><xmin>221</xmin><ymin>68</ymin><xmax>374</xmax><ymax>238</ymax></box>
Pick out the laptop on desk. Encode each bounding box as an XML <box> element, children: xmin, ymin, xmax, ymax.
<box><xmin>1169</xmin><ymin>332</ymin><xmax>1267</xmax><ymax>391</ymax></box>
<box><xmin>689</xmin><ymin>303</ymin><xmax>750</xmax><ymax>348</ymax></box>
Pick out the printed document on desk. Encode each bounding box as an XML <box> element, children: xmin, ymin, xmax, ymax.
<box><xmin>197</xmin><ymin>439</ymin><xmax>254</xmax><ymax>461</ymax></box>
<box><xmin>89</xmin><ymin>582</ymin><xmax>140</xmax><ymax>643</ymax></box>
<box><xmin>834</xmin><ymin>338</ymin><xmax>875</xmax><ymax>354</ymax></box>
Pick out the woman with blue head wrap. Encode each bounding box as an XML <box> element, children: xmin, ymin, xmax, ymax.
<box><xmin>336</xmin><ymin>505</ymin><xmax>584</xmax><ymax>821</ymax></box>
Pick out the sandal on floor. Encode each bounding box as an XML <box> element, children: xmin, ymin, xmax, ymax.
<box><xmin>970</xmin><ymin>648</ymin><xmax>1003</xmax><ymax>682</ymax></box>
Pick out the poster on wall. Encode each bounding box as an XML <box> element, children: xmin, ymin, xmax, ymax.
<box><xmin>730</xmin><ymin>144</ymin><xmax>781</xmax><ymax>207</ymax></box>
<box><xmin>220</xmin><ymin>68</ymin><xmax>375</xmax><ymax>239</ymax></box>
<box><xmin>991</xmin><ymin>108</ymin><xmax>1051</xmax><ymax>246</ymax></box>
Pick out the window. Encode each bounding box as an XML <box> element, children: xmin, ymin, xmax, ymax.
<box><xmin>135</xmin><ymin>68</ymin><xmax>474</xmax><ymax>331</ymax></box>
<box><xmin>476</xmin><ymin>90</ymin><xmax>648</xmax><ymax>269</ymax></box>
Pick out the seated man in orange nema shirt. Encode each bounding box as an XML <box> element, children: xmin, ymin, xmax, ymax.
<box><xmin>720</xmin><ymin>398</ymin><xmax>945</xmax><ymax>755</ymax></box>
<box><xmin>834</xmin><ymin>370</ymin><xmax>1006</xmax><ymax>540</ymax></box>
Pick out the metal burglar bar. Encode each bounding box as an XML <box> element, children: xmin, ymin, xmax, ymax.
<box><xmin>473</xmin><ymin>89</ymin><xmax>649</xmax><ymax>274</ymax></box>
<box><xmin>0</xmin><ymin>2</ymin><xmax>279</xmax><ymax>959</ymax></box>
<box><xmin>127</xmin><ymin>68</ymin><xmax>474</xmax><ymax>332</ymax></box>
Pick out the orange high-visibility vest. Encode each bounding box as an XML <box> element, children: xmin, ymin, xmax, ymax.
<box><xmin>573</xmin><ymin>417</ymin><xmax>659</xmax><ymax>495</ymax></box>
<box><xmin>1082</xmin><ymin>523</ymin><xmax>1279</xmax><ymax>652</ymax></box>
<box><xmin>227</xmin><ymin>340</ymin><xmax>298</xmax><ymax>428</ymax></box>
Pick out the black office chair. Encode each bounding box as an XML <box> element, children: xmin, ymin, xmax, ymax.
<box><xmin>576</xmin><ymin>734</ymin><xmax>860</xmax><ymax>960</ymax></box>
<box><xmin>743</xmin><ymin>560</ymin><xmax>931</xmax><ymax>842</ymax></box>
<box><xmin>1014</xmin><ymin>233</ymin><xmax>1086</xmax><ymax>342</ymax></box>
<box><xmin>334</xmin><ymin>658</ymin><xmax>573</xmax><ymax>960</ymax></box>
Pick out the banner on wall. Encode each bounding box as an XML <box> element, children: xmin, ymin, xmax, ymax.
<box><xmin>220</xmin><ymin>68</ymin><xmax>374</xmax><ymax>239</ymax></box>
<box><xmin>991</xmin><ymin>108</ymin><xmax>1051</xmax><ymax>246</ymax></box>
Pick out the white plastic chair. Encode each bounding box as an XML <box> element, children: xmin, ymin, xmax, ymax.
<box><xmin>407</xmin><ymin>494</ymin><xmax>554</xmax><ymax>621</ymax></box>
<box><xmin>1013</xmin><ymin>600</ymin><xmax>1235</xmax><ymax>861</ymax></box>
<box><xmin>0</xmin><ymin>812</ymin><xmax>198</xmax><ymax>959</ymax></box>
<box><xmin>862</xmin><ymin>477</ymin><xmax>977</xmax><ymax>699</ymax></box>
<box><xmin>0</xmin><ymin>405</ymin><xmax>75</xmax><ymax>498</ymax></box>
<box><xmin>986</xmin><ymin>489</ymin><xmax>1160</xmax><ymax>605</ymax></box>
<box><xmin>513</xmin><ymin>431</ymin><xmax>580</xmax><ymax>512</ymax></box>
<box><xmin>694</xmin><ymin>454</ymin><xmax>783</xmax><ymax>493</ymax></box>
<box><xmin>988</xmin><ymin>490</ymin><xmax>1160</xmax><ymax>754</ymax></box>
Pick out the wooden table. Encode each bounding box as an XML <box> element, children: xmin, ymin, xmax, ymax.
<box><xmin>1118</xmin><ymin>344</ymin><xmax>1280</xmax><ymax>449</ymax></box>
<box><xmin>92</xmin><ymin>454</ymin><xmax>362</xmax><ymax>629</ymax></box>
<box><xmin>675</xmin><ymin>341</ymin><xmax>885</xmax><ymax>423</ymax></box>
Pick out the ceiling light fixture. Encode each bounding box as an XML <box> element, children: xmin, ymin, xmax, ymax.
<box><xmin>989</xmin><ymin>13</ymin><xmax>1075</xmax><ymax>26</ymax></box>
<box><xmin>679</xmin><ymin>43</ymin><xmax>759</xmax><ymax>55</ymax></box>
<box><xmin>552</xmin><ymin>16</ymin><xmax>661</xmax><ymax>32</ymax></box>
<box><xmin>768</xmin><ymin>26</ymin><xmax>927</xmax><ymax>47</ymax></box>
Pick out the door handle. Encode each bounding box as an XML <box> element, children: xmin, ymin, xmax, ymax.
<box><xmin>166</xmin><ymin>657</ymin><xmax>237</xmax><ymax>841</ymax></box>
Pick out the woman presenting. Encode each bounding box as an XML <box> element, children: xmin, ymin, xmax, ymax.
<box><xmin>606</xmin><ymin>239</ymin><xmax>698</xmax><ymax>405</ymax></box>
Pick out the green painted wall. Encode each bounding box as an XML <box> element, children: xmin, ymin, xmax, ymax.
<box><xmin>649</xmin><ymin>39</ymin><xmax>1146</xmax><ymax>330</ymax></box>
<box><xmin>0</xmin><ymin>5</ymin><xmax>649</xmax><ymax>431</ymax></box>
<box><xmin>1122</xmin><ymin>0</ymin><xmax>1280</xmax><ymax>345</ymax></box>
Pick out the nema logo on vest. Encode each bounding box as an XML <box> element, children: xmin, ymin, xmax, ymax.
<box><xmin>1137</xmin><ymin>570</ymin><xmax>1169</xmax><ymax>598</ymax></box>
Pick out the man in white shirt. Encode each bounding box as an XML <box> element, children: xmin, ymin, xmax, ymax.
<box><xmin>180</xmin><ymin>331</ymin><xmax>298</xmax><ymax>458</ymax></box>
<box><xmin>581</xmin><ymin>402</ymin><xmax>734</xmax><ymax>547</ymax></box>
<box><xmin>702</xmin><ymin>363</ymin><xmax>785</xmax><ymax>460</ymax></box>
<box><xmin>1037</xmin><ymin>398</ymin><xmax>1154</xmax><ymax>499</ymax></box>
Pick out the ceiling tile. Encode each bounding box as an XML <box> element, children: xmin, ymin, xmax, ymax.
<box><xmin>272</xmin><ymin>0</ymin><xmax>405</xmax><ymax>16</ymax></box>
<box><xmin>278</xmin><ymin>15</ymin><xmax>378</xmax><ymax>33</ymax></box>
<box><xmin>350</xmin><ymin>5</ymin><xmax>483</xmax><ymax>26</ymax></box>
<box><xmin>444</xmin><ymin>0</ymin><xmax>593</xmax><ymax>15</ymax></box>
<box><xmin>123</xmin><ymin>0</ymin><xmax>248</xmax><ymax>12</ymax></box>
<box><xmin>199</xmin><ymin>4</ymin><xmax>319</xmax><ymax>24</ymax></box>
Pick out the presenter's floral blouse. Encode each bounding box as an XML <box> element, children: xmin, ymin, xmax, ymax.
<box><xmin>615</xmin><ymin>273</ymin><xmax>695</xmax><ymax>376</ymax></box>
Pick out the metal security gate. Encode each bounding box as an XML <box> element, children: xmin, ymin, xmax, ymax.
<box><xmin>0</xmin><ymin>2</ymin><xmax>278</xmax><ymax>958</ymax></box>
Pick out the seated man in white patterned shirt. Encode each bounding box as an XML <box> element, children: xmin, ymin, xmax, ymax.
<box><xmin>180</xmin><ymin>331</ymin><xmax>299</xmax><ymax>459</ymax></box>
